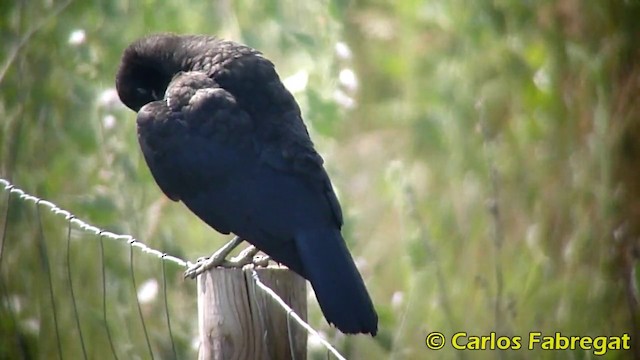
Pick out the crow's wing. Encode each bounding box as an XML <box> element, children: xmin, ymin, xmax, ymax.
<box><xmin>257</xmin><ymin>110</ymin><xmax>344</xmax><ymax>228</ymax></box>
<box><xmin>136</xmin><ymin>79</ymin><xmax>255</xmax><ymax>234</ymax></box>
<box><xmin>136</xmin><ymin>71</ymin><xmax>341</xmax><ymax>234</ymax></box>
<box><xmin>201</xmin><ymin>49</ymin><xmax>345</xmax><ymax>228</ymax></box>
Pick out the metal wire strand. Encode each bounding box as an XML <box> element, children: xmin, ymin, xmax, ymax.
<box><xmin>250</xmin><ymin>269</ymin><xmax>346</xmax><ymax>360</ymax></box>
<box><xmin>0</xmin><ymin>185</ymin><xmax>11</xmax><ymax>271</ymax></box>
<box><xmin>247</xmin><ymin>268</ymin><xmax>272</xmax><ymax>360</ymax></box>
<box><xmin>286</xmin><ymin>310</ymin><xmax>296</xmax><ymax>360</ymax></box>
<box><xmin>161</xmin><ymin>255</ymin><xmax>178</xmax><ymax>360</ymax></box>
<box><xmin>129</xmin><ymin>242</ymin><xmax>155</xmax><ymax>360</ymax></box>
<box><xmin>99</xmin><ymin>234</ymin><xmax>119</xmax><ymax>360</ymax></box>
<box><xmin>0</xmin><ymin>189</ymin><xmax>29</xmax><ymax>359</ymax></box>
<box><xmin>0</xmin><ymin>272</ymin><xmax>26</xmax><ymax>358</ymax></box>
<box><xmin>0</xmin><ymin>179</ymin><xmax>189</xmax><ymax>269</ymax></box>
<box><xmin>0</xmin><ymin>178</ymin><xmax>349</xmax><ymax>360</ymax></box>
<box><xmin>35</xmin><ymin>202</ymin><xmax>64</xmax><ymax>360</ymax></box>
<box><xmin>66</xmin><ymin>217</ymin><xmax>88</xmax><ymax>359</ymax></box>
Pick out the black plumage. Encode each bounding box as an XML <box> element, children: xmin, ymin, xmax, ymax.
<box><xmin>115</xmin><ymin>34</ymin><xmax>378</xmax><ymax>335</ymax></box>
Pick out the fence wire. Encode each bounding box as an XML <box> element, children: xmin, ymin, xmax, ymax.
<box><xmin>0</xmin><ymin>178</ymin><xmax>346</xmax><ymax>360</ymax></box>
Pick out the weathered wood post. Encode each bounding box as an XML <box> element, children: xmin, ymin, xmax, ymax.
<box><xmin>197</xmin><ymin>266</ymin><xmax>307</xmax><ymax>360</ymax></box>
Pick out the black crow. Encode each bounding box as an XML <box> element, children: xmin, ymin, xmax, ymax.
<box><xmin>115</xmin><ymin>34</ymin><xmax>378</xmax><ymax>335</ymax></box>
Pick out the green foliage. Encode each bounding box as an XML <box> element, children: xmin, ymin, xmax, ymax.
<box><xmin>1</xmin><ymin>0</ymin><xmax>639</xmax><ymax>359</ymax></box>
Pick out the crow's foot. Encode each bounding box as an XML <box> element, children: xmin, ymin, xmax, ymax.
<box><xmin>184</xmin><ymin>236</ymin><xmax>243</xmax><ymax>279</ymax></box>
<box><xmin>229</xmin><ymin>246</ymin><xmax>271</xmax><ymax>267</ymax></box>
<box><xmin>184</xmin><ymin>236</ymin><xmax>271</xmax><ymax>279</ymax></box>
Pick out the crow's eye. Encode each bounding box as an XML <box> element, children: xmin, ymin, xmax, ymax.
<box><xmin>135</xmin><ymin>87</ymin><xmax>149</xmax><ymax>96</ymax></box>
<box><xmin>135</xmin><ymin>87</ymin><xmax>162</xmax><ymax>101</ymax></box>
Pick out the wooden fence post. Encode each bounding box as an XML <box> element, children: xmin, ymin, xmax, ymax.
<box><xmin>197</xmin><ymin>266</ymin><xmax>307</xmax><ymax>360</ymax></box>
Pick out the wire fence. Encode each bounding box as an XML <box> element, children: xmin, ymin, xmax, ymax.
<box><xmin>0</xmin><ymin>178</ymin><xmax>346</xmax><ymax>360</ymax></box>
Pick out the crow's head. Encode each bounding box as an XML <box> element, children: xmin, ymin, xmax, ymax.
<box><xmin>116</xmin><ymin>34</ymin><xmax>183</xmax><ymax>112</ymax></box>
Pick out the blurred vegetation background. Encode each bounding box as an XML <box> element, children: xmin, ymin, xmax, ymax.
<box><xmin>2</xmin><ymin>0</ymin><xmax>640</xmax><ymax>359</ymax></box>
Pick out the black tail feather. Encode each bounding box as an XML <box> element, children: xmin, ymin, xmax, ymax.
<box><xmin>295</xmin><ymin>228</ymin><xmax>378</xmax><ymax>335</ymax></box>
